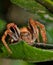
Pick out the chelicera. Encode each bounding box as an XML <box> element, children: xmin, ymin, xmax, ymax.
<box><xmin>1</xmin><ymin>18</ymin><xmax>47</xmax><ymax>54</ymax></box>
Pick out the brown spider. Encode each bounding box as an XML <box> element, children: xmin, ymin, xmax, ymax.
<box><xmin>1</xmin><ymin>18</ymin><xmax>47</xmax><ymax>54</ymax></box>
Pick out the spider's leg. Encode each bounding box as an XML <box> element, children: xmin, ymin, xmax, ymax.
<box><xmin>29</xmin><ymin>18</ymin><xmax>40</xmax><ymax>42</ymax></box>
<box><xmin>1</xmin><ymin>30</ymin><xmax>12</xmax><ymax>54</ymax></box>
<box><xmin>13</xmin><ymin>27</ymin><xmax>20</xmax><ymax>39</ymax></box>
<box><xmin>35</xmin><ymin>20</ymin><xmax>47</xmax><ymax>43</ymax></box>
<box><xmin>7</xmin><ymin>23</ymin><xmax>20</xmax><ymax>39</ymax></box>
<box><xmin>8</xmin><ymin>30</ymin><xmax>17</xmax><ymax>42</ymax></box>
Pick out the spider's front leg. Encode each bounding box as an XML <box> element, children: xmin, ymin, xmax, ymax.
<box><xmin>35</xmin><ymin>20</ymin><xmax>47</xmax><ymax>43</ymax></box>
<box><xmin>1</xmin><ymin>30</ymin><xmax>12</xmax><ymax>54</ymax></box>
<box><xmin>7</xmin><ymin>23</ymin><xmax>20</xmax><ymax>39</ymax></box>
<box><xmin>29</xmin><ymin>18</ymin><xmax>40</xmax><ymax>43</ymax></box>
<box><xmin>6</xmin><ymin>23</ymin><xmax>21</xmax><ymax>43</ymax></box>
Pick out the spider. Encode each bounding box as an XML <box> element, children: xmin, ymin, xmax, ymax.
<box><xmin>1</xmin><ymin>18</ymin><xmax>47</xmax><ymax>54</ymax></box>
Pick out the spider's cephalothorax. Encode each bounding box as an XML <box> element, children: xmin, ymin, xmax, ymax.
<box><xmin>1</xmin><ymin>18</ymin><xmax>47</xmax><ymax>53</ymax></box>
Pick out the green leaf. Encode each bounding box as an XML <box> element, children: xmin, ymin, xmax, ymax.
<box><xmin>0</xmin><ymin>19</ymin><xmax>7</xmax><ymax>35</ymax></box>
<box><xmin>10</xmin><ymin>0</ymin><xmax>53</xmax><ymax>22</ymax></box>
<box><xmin>35</xmin><ymin>0</ymin><xmax>53</xmax><ymax>13</ymax></box>
<box><xmin>46</xmin><ymin>22</ymin><xmax>53</xmax><ymax>43</ymax></box>
<box><xmin>1</xmin><ymin>41</ymin><xmax>53</xmax><ymax>62</ymax></box>
<box><xmin>45</xmin><ymin>0</ymin><xmax>53</xmax><ymax>5</ymax></box>
<box><xmin>0</xmin><ymin>19</ymin><xmax>7</xmax><ymax>51</ymax></box>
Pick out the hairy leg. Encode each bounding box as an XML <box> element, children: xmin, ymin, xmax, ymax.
<box><xmin>29</xmin><ymin>18</ymin><xmax>40</xmax><ymax>42</ymax></box>
<box><xmin>35</xmin><ymin>20</ymin><xmax>47</xmax><ymax>43</ymax></box>
<box><xmin>1</xmin><ymin>30</ymin><xmax>12</xmax><ymax>54</ymax></box>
